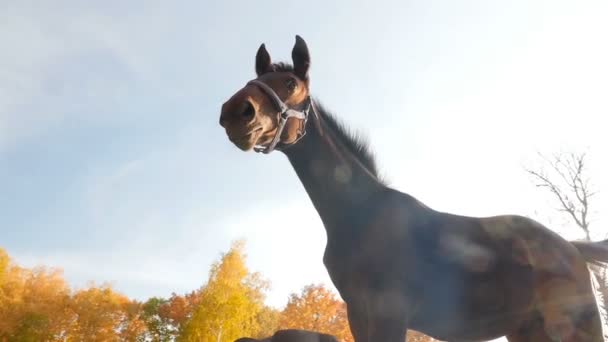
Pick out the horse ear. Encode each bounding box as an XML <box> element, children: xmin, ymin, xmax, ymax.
<box><xmin>255</xmin><ymin>43</ymin><xmax>273</xmax><ymax>76</ymax></box>
<box><xmin>292</xmin><ymin>35</ymin><xmax>310</xmax><ymax>81</ymax></box>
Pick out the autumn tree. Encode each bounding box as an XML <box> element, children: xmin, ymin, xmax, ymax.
<box><xmin>0</xmin><ymin>249</ymin><xmax>8</xmax><ymax>282</ymax></box>
<box><xmin>67</xmin><ymin>284</ymin><xmax>147</xmax><ymax>341</ymax></box>
<box><xmin>0</xmin><ymin>248</ymin><xmax>154</xmax><ymax>341</ymax></box>
<box><xmin>254</xmin><ymin>306</ymin><xmax>280</xmax><ymax>339</ymax></box>
<box><xmin>141</xmin><ymin>297</ymin><xmax>170</xmax><ymax>341</ymax></box>
<box><xmin>0</xmin><ymin>250</ymin><xmax>73</xmax><ymax>341</ymax></box>
<box><xmin>141</xmin><ymin>292</ymin><xmax>201</xmax><ymax>341</ymax></box>
<box><xmin>165</xmin><ymin>291</ymin><xmax>202</xmax><ymax>337</ymax></box>
<box><xmin>2</xmin><ymin>243</ymin><xmax>276</xmax><ymax>342</ymax></box>
<box><xmin>278</xmin><ymin>283</ymin><xmax>438</xmax><ymax>342</ymax></box>
<box><xmin>180</xmin><ymin>241</ymin><xmax>269</xmax><ymax>342</ymax></box>
<box><xmin>278</xmin><ymin>284</ymin><xmax>352</xmax><ymax>342</ymax></box>
<box><xmin>121</xmin><ymin>300</ymin><xmax>148</xmax><ymax>341</ymax></box>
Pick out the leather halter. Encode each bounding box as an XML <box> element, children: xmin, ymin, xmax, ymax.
<box><xmin>247</xmin><ymin>79</ymin><xmax>312</xmax><ymax>154</ymax></box>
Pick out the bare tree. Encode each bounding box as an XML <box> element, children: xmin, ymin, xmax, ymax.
<box><xmin>525</xmin><ymin>151</ymin><xmax>596</xmax><ymax>241</ymax></box>
<box><xmin>525</xmin><ymin>150</ymin><xmax>607</xmax><ymax>328</ymax></box>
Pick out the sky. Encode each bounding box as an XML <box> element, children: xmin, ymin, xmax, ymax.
<box><xmin>1</xmin><ymin>1</ymin><xmax>608</xmax><ymax>338</ymax></box>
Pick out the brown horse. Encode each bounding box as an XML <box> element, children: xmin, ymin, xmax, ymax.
<box><xmin>219</xmin><ymin>35</ymin><xmax>608</xmax><ymax>341</ymax></box>
<box><xmin>235</xmin><ymin>329</ymin><xmax>338</xmax><ymax>342</ymax></box>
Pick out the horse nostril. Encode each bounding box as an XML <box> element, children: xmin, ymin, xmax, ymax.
<box><xmin>241</xmin><ymin>101</ymin><xmax>255</xmax><ymax>119</ymax></box>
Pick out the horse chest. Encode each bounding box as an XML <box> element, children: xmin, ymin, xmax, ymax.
<box><xmin>323</xmin><ymin>229</ymin><xmax>411</xmax><ymax>297</ymax></box>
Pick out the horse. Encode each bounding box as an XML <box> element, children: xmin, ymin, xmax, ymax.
<box><xmin>219</xmin><ymin>35</ymin><xmax>608</xmax><ymax>341</ymax></box>
<box><xmin>235</xmin><ymin>329</ymin><xmax>338</xmax><ymax>342</ymax></box>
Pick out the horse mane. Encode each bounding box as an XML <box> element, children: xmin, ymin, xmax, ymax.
<box><xmin>268</xmin><ymin>62</ymin><xmax>384</xmax><ymax>183</ymax></box>
<box><xmin>313</xmin><ymin>101</ymin><xmax>384</xmax><ymax>183</ymax></box>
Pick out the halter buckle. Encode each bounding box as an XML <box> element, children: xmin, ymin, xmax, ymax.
<box><xmin>248</xmin><ymin>80</ymin><xmax>312</xmax><ymax>154</ymax></box>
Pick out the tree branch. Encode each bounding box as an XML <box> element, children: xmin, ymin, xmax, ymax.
<box><xmin>525</xmin><ymin>151</ymin><xmax>596</xmax><ymax>241</ymax></box>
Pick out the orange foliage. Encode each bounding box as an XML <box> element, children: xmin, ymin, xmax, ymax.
<box><xmin>161</xmin><ymin>291</ymin><xmax>201</xmax><ymax>329</ymax></box>
<box><xmin>0</xmin><ymin>245</ymin><xmax>438</xmax><ymax>341</ymax></box>
<box><xmin>277</xmin><ymin>283</ymin><xmax>438</xmax><ymax>342</ymax></box>
<box><xmin>68</xmin><ymin>285</ymin><xmax>146</xmax><ymax>341</ymax></box>
<box><xmin>0</xmin><ymin>248</ymin><xmax>146</xmax><ymax>341</ymax></box>
<box><xmin>140</xmin><ymin>291</ymin><xmax>201</xmax><ymax>341</ymax></box>
<box><xmin>0</xmin><ymin>262</ymin><xmax>72</xmax><ymax>341</ymax></box>
<box><xmin>278</xmin><ymin>284</ymin><xmax>353</xmax><ymax>342</ymax></box>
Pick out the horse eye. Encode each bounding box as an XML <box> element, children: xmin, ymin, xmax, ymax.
<box><xmin>286</xmin><ymin>78</ymin><xmax>298</xmax><ymax>91</ymax></box>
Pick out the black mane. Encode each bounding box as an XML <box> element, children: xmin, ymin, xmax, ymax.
<box><xmin>312</xmin><ymin>101</ymin><xmax>383</xmax><ymax>183</ymax></box>
<box><xmin>269</xmin><ymin>63</ymin><xmax>383</xmax><ymax>183</ymax></box>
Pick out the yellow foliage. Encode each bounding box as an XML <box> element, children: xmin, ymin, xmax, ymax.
<box><xmin>0</xmin><ymin>249</ymin><xmax>8</xmax><ymax>283</ymax></box>
<box><xmin>254</xmin><ymin>306</ymin><xmax>280</xmax><ymax>338</ymax></box>
<box><xmin>180</xmin><ymin>241</ymin><xmax>269</xmax><ymax>342</ymax></box>
<box><xmin>1</xmin><ymin>245</ymin><xmax>434</xmax><ymax>342</ymax></box>
<box><xmin>0</xmin><ymin>249</ymin><xmax>147</xmax><ymax>341</ymax></box>
<box><xmin>0</xmin><ymin>253</ymin><xmax>72</xmax><ymax>341</ymax></box>
<box><xmin>67</xmin><ymin>285</ymin><xmax>143</xmax><ymax>342</ymax></box>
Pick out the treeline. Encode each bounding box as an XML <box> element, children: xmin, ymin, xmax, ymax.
<box><xmin>0</xmin><ymin>242</ymin><xmax>436</xmax><ymax>341</ymax></box>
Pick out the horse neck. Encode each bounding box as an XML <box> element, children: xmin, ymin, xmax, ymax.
<box><xmin>282</xmin><ymin>107</ymin><xmax>385</xmax><ymax>228</ymax></box>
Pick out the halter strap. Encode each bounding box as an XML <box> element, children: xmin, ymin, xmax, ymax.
<box><xmin>247</xmin><ymin>80</ymin><xmax>312</xmax><ymax>154</ymax></box>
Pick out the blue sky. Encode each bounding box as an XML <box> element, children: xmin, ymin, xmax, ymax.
<box><xmin>2</xmin><ymin>0</ymin><xmax>608</xmax><ymax>323</ymax></box>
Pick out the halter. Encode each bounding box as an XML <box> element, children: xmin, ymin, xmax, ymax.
<box><xmin>247</xmin><ymin>79</ymin><xmax>312</xmax><ymax>154</ymax></box>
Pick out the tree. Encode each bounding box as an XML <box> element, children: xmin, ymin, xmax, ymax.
<box><xmin>165</xmin><ymin>291</ymin><xmax>202</xmax><ymax>337</ymax></box>
<box><xmin>180</xmin><ymin>241</ymin><xmax>269</xmax><ymax>342</ymax></box>
<box><xmin>526</xmin><ymin>150</ymin><xmax>608</xmax><ymax>328</ymax></box>
<box><xmin>254</xmin><ymin>306</ymin><xmax>280</xmax><ymax>339</ymax></box>
<box><xmin>141</xmin><ymin>292</ymin><xmax>201</xmax><ymax>342</ymax></box>
<box><xmin>121</xmin><ymin>300</ymin><xmax>148</xmax><ymax>341</ymax></box>
<box><xmin>2</xmin><ymin>243</ymin><xmax>276</xmax><ymax>342</ymax></box>
<box><xmin>141</xmin><ymin>297</ymin><xmax>171</xmax><ymax>342</ymax></box>
<box><xmin>67</xmin><ymin>285</ymin><xmax>146</xmax><ymax>341</ymax></box>
<box><xmin>526</xmin><ymin>151</ymin><xmax>596</xmax><ymax>240</ymax></box>
<box><xmin>0</xmin><ymin>249</ymin><xmax>8</xmax><ymax>283</ymax></box>
<box><xmin>278</xmin><ymin>284</ymin><xmax>351</xmax><ymax>341</ymax></box>
<box><xmin>1</xmin><ymin>249</ymin><xmax>151</xmax><ymax>342</ymax></box>
<box><xmin>0</xmin><ymin>251</ymin><xmax>72</xmax><ymax>342</ymax></box>
<box><xmin>278</xmin><ymin>283</ymin><xmax>438</xmax><ymax>342</ymax></box>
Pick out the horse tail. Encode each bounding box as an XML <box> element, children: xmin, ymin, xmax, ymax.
<box><xmin>572</xmin><ymin>239</ymin><xmax>608</xmax><ymax>338</ymax></box>
<box><xmin>572</xmin><ymin>239</ymin><xmax>608</xmax><ymax>265</ymax></box>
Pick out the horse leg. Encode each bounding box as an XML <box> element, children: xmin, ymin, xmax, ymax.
<box><xmin>506</xmin><ymin>328</ymin><xmax>554</xmax><ymax>342</ymax></box>
<box><xmin>536</xmin><ymin>269</ymin><xmax>604</xmax><ymax>341</ymax></box>
<box><xmin>366</xmin><ymin>290</ymin><xmax>408</xmax><ymax>342</ymax></box>
<box><xmin>506</xmin><ymin>316</ymin><xmax>554</xmax><ymax>342</ymax></box>
<box><xmin>367</xmin><ymin>313</ymin><xmax>407</xmax><ymax>342</ymax></box>
<box><xmin>345</xmin><ymin>299</ymin><xmax>369</xmax><ymax>342</ymax></box>
<box><xmin>506</xmin><ymin>310</ymin><xmax>602</xmax><ymax>342</ymax></box>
